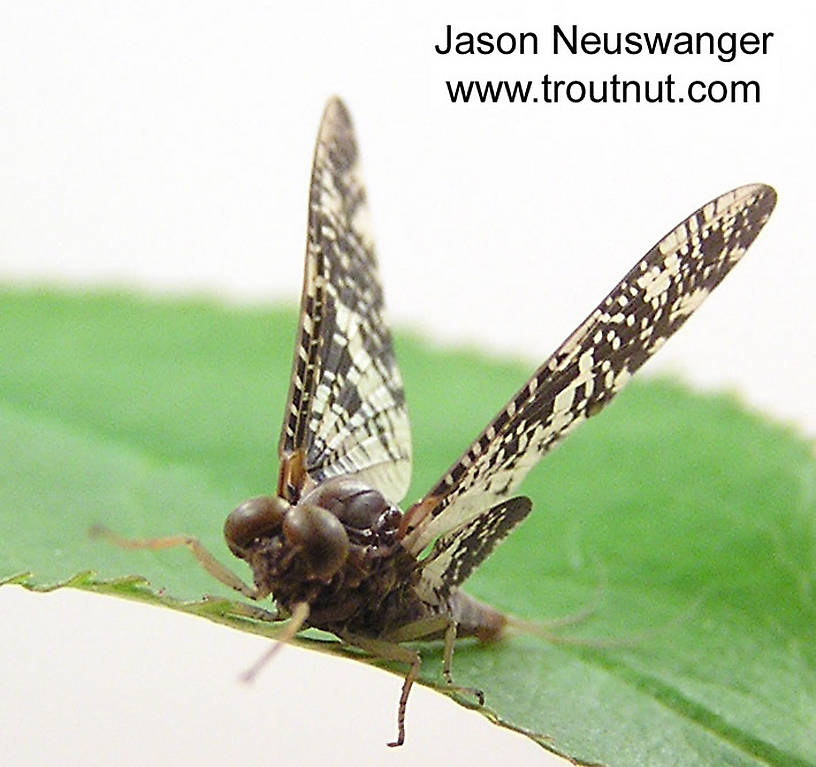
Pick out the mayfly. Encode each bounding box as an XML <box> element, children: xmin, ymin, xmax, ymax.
<box><xmin>99</xmin><ymin>97</ymin><xmax>776</xmax><ymax>746</ymax></box>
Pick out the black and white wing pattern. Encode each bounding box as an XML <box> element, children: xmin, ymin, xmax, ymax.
<box><xmin>401</xmin><ymin>183</ymin><xmax>777</xmax><ymax>555</ymax></box>
<box><xmin>278</xmin><ymin>98</ymin><xmax>411</xmax><ymax>506</ymax></box>
<box><xmin>419</xmin><ymin>496</ymin><xmax>532</xmax><ymax>602</ymax></box>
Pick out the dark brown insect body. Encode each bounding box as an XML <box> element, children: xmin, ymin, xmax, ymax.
<box><xmin>226</xmin><ymin>480</ymin><xmax>415</xmax><ymax>632</ymax></box>
<box><xmin>98</xmin><ymin>96</ymin><xmax>776</xmax><ymax>746</ymax></box>
<box><xmin>224</xmin><ymin>478</ymin><xmax>506</xmax><ymax>641</ymax></box>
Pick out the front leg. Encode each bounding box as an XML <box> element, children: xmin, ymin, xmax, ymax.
<box><xmin>90</xmin><ymin>526</ymin><xmax>264</xmax><ymax>600</ymax></box>
<box><xmin>241</xmin><ymin>601</ymin><xmax>310</xmax><ymax>682</ymax></box>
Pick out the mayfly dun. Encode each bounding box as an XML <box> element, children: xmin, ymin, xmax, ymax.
<box><xmin>97</xmin><ymin>97</ymin><xmax>776</xmax><ymax>746</ymax></box>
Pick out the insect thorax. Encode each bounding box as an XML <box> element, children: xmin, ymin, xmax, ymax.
<box><xmin>231</xmin><ymin>478</ymin><xmax>429</xmax><ymax>636</ymax></box>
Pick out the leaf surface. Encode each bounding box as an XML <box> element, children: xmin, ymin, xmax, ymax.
<box><xmin>1</xmin><ymin>288</ymin><xmax>814</xmax><ymax>766</ymax></box>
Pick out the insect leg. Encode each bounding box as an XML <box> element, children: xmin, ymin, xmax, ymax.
<box><xmin>90</xmin><ymin>526</ymin><xmax>263</xmax><ymax>599</ymax></box>
<box><xmin>240</xmin><ymin>601</ymin><xmax>310</xmax><ymax>682</ymax></box>
<box><xmin>202</xmin><ymin>597</ymin><xmax>281</xmax><ymax>624</ymax></box>
<box><xmin>441</xmin><ymin>621</ymin><xmax>484</xmax><ymax>705</ymax></box>
<box><xmin>341</xmin><ymin>633</ymin><xmax>422</xmax><ymax>748</ymax></box>
<box><xmin>382</xmin><ymin>616</ymin><xmax>484</xmax><ymax>704</ymax></box>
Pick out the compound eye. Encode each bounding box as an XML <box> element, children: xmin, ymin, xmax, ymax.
<box><xmin>283</xmin><ymin>504</ymin><xmax>350</xmax><ymax>581</ymax></box>
<box><xmin>224</xmin><ymin>496</ymin><xmax>289</xmax><ymax>555</ymax></box>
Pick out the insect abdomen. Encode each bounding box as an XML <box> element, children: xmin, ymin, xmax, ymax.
<box><xmin>448</xmin><ymin>590</ymin><xmax>508</xmax><ymax>641</ymax></box>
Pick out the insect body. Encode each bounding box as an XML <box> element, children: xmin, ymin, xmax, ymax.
<box><xmin>103</xmin><ymin>97</ymin><xmax>776</xmax><ymax>746</ymax></box>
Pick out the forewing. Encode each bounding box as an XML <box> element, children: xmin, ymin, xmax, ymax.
<box><xmin>401</xmin><ymin>183</ymin><xmax>777</xmax><ymax>554</ymax></box>
<box><xmin>278</xmin><ymin>98</ymin><xmax>411</xmax><ymax>505</ymax></box>
<box><xmin>419</xmin><ymin>496</ymin><xmax>531</xmax><ymax>603</ymax></box>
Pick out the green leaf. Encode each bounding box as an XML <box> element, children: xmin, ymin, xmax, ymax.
<box><xmin>1</xmin><ymin>287</ymin><xmax>814</xmax><ymax>766</ymax></box>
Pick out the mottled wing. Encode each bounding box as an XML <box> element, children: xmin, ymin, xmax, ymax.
<box><xmin>419</xmin><ymin>496</ymin><xmax>531</xmax><ymax>602</ymax></box>
<box><xmin>401</xmin><ymin>184</ymin><xmax>776</xmax><ymax>554</ymax></box>
<box><xmin>278</xmin><ymin>98</ymin><xmax>411</xmax><ymax>505</ymax></box>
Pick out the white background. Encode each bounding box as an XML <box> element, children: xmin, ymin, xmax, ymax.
<box><xmin>1</xmin><ymin>2</ymin><xmax>813</xmax><ymax>766</ymax></box>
